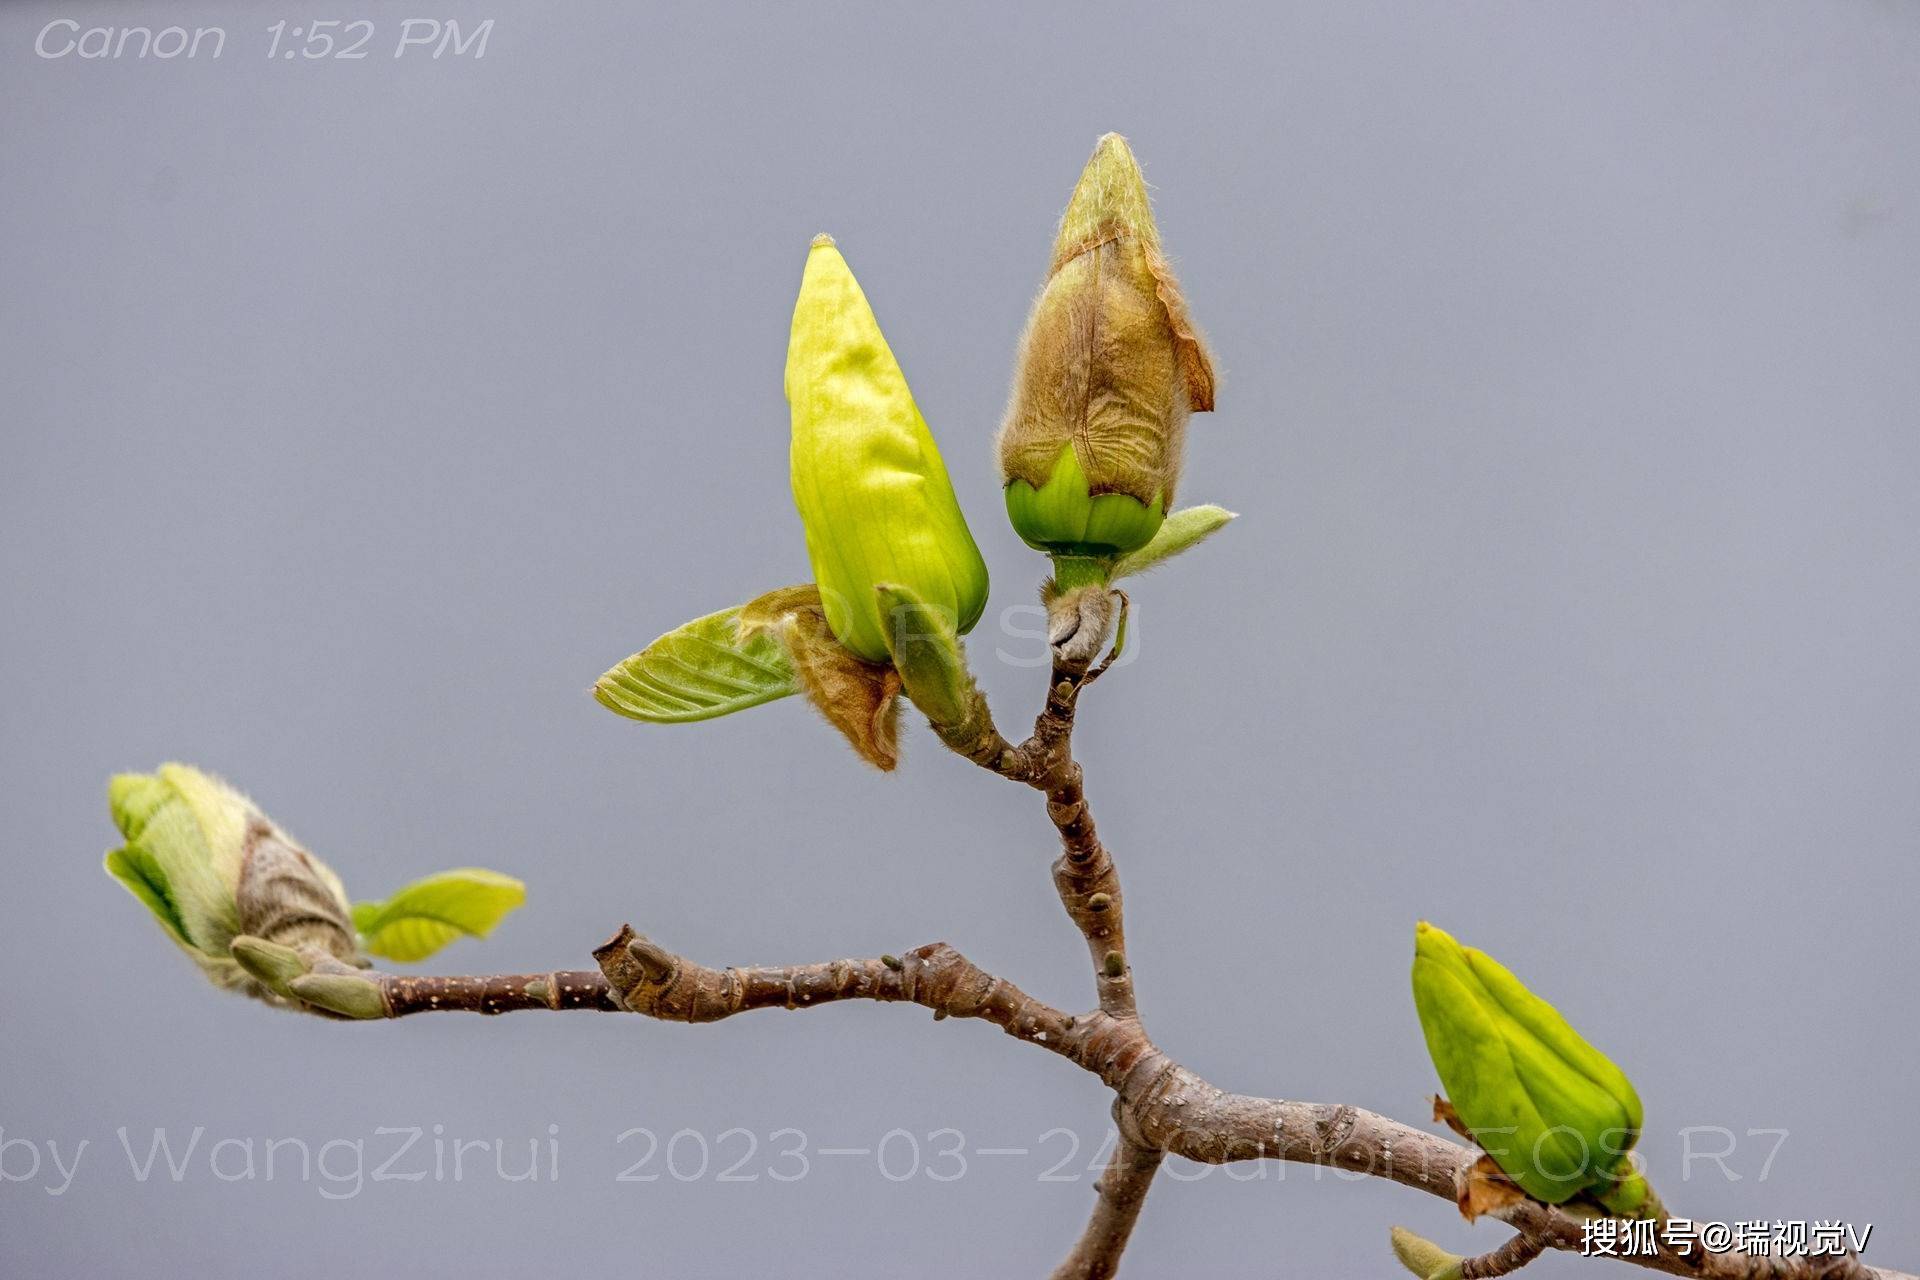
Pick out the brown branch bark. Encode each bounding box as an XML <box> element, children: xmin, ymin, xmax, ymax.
<box><xmin>1120</xmin><ymin>1059</ymin><xmax>1898</xmax><ymax>1280</ymax></box>
<box><xmin>937</xmin><ymin>627</ymin><xmax>1139</xmax><ymax>1018</ymax></box>
<box><xmin>375</xmin><ymin>969</ymin><xmax>616</xmax><ymax>1016</ymax></box>
<box><xmin>1049</xmin><ymin>1128</ymin><xmax>1163</xmax><ymax>1280</ymax></box>
<box><xmin>1460</xmin><ymin>1231</ymin><xmax>1551</xmax><ymax>1278</ymax></box>
<box><xmin>591</xmin><ymin>927</ymin><xmax>1082</xmax><ymax>1060</ymax></box>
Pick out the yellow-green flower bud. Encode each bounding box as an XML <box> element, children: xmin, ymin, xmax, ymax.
<box><xmin>787</xmin><ymin>235</ymin><xmax>989</xmax><ymax>663</ymax></box>
<box><xmin>999</xmin><ymin>133</ymin><xmax>1215</xmax><ymax>579</ymax></box>
<box><xmin>1411</xmin><ymin>922</ymin><xmax>1653</xmax><ymax>1215</ymax></box>
<box><xmin>105</xmin><ymin>764</ymin><xmax>358</xmax><ymax>998</ymax></box>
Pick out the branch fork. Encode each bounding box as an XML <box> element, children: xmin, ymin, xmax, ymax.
<box><xmin>277</xmin><ymin>591</ymin><xmax>1908</xmax><ymax>1280</ymax></box>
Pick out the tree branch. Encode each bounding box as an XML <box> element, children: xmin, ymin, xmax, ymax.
<box><xmin>273</xmin><ymin>613</ymin><xmax>1910</xmax><ymax>1280</ymax></box>
<box><xmin>1117</xmin><ymin>1065</ymin><xmax>1906</xmax><ymax>1280</ymax></box>
<box><xmin>937</xmin><ymin>613</ymin><xmax>1139</xmax><ymax>1019</ymax></box>
<box><xmin>1019</xmin><ymin>661</ymin><xmax>1138</xmax><ymax>1019</ymax></box>
<box><xmin>1050</xmin><ymin>1127</ymin><xmax>1163</xmax><ymax>1280</ymax></box>
<box><xmin>590</xmin><ymin>926</ymin><xmax>1082</xmax><ymax>1061</ymax></box>
<box><xmin>311</xmin><ymin>934</ymin><xmax>1910</xmax><ymax>1280</ymax></box>
<box><xmin>1460</xmin><ymin>1232</ymin><xmax>1551</xmax><ymax>1278</ymax></box>
<box><xmin>377</xmin><ymin>970</ymin><xmax>616</xmax><ymax>1016</ymax></box>
<box><xmin>916</xmin><ymin>617</ymin><xmax>1910</xmax><ymax>1280</ymax></box>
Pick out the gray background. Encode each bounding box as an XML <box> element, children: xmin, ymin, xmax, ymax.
<box><xmin>3</xmin><ymin>2</ymin><xmax>1916</xmax><ymax>1276</ymax></box>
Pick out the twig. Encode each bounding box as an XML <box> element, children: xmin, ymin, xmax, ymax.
<box><xmin>938</xmin><ymin>631</ymin><xmax>1138</xmax><ymax>1017</ymax></box>
<box><xmin>377</xmin><ymin>970</ymin><xmax>616</xmax><ymax>1016</ymax></box>
<box><xmin>1049</xmin><ymin>1129</ymin><xmax>1163</xmax><ymax>1280</ymax></box>
<box><xmin>1021</xmin><ymin>661</ymin><xmax>1138</xmax><ymax>1018</ymax></box>
<box><xmin>590</xmin><ymin>926</ymin><xmax>1081</xmax><ymax>1060</ymax></box>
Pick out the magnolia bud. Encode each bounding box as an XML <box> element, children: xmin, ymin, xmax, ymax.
<box><xmin>1411</xmin><ymin>922</ymin><xmax>1653</xmax><ymax>1216</ymax></box>
<box><xmin>787</xmin><ymin>235</ymin><xmax>990</xmax><ymax>663</ymax></box>
<box><xmin>999</xmin><ymin>134</ymin><xmax>1215</xmax><ymax>586</ymax></box>
<box><xmin>1389</xmin><ymin>1226</ymin><xmax>1464</xmax><ymax>1280</ymax></box>
<box><xmin>105</xmin><ymin>764</ymin><xmax>359</xmax><ymax>1001</ymax></box>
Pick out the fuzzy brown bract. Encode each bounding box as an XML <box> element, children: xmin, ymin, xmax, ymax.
<box><xmin>998</xmin><ymin>134</ymin><xmax>1215</xmax><ymax>508</ymax></box>
<box><xmin>740</xmin><ymin>584</ymin><xmax>904</xmax><ymax>771</ymax></box>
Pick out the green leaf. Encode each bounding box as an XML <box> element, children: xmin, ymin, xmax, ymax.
<box><xmin>105</xmin><ymin>845</ymin><xmax>191</xmax><ymax>947</ymax></box>
<box><xmin>1110</xmin><ymin>504</ymin><xmax>1236</xmax><ymax>580</ymax></box>
<box><xmin>354</xmin><ymin>868</ymin><xmax>526</xmax><ymax>963</ymax></box>
<box><xmin>595</xmin><ymin>603</ymin><xmax>799</xmax><ymax>723</ymax></box>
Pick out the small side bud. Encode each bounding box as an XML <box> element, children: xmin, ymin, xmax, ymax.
<box><xmin>1389</xmin><ymin>1226</ymin><xmax>1465</xmax><ymax>1280</ymax></box>
<box><xmin>627</xmin><ymin>936</ymin><xmax>678</xmax><ymax>983</ymax></box>
<box><xmin>230</xmin><ymin>935</ymin><xmax>310</xmax><ymax>998</ymax></box>
<box><xmin>288</xmin><ymin>973</ymin><xmax>387</xmax><ymax>1020</ymax></box>
<box><xmin>1102</xmin><ymin>951</ymin><xmax>1126</xmax><ymax>978</ymax></box>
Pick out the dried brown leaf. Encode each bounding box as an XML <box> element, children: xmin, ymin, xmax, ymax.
<box><xmin>1457</xmin><ymin>1154</ymin><xmax>1529</xmax><ymax>1222</ymax></box>
<box><xmin>773</xmin><ymin>606</ymin><xmax>902</xmax><ymax>771</ymax></box>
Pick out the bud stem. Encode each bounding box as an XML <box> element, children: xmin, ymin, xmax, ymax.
<box><xmin>1049</xmin><ymin>555</ymin><xmax>1111</xmax><ymax>594</ymax></box>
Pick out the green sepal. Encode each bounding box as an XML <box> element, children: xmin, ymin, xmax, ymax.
<box><xmin>1110</xmin><ymin>504</ymin><xmax>1236</xmax><ymax>581</ymax></box>
<box><xmin>596</xmin><ymin>603</ymin><xmax>799</xmax><ymax>723</ymax></box>
<box><xmin>876</xmin><ymin>582</ymin><xmax>974</xmax><ymax>730</ymax></box>
<box><xmin>353</xmin><ymin>868</ymin><xmax>526</xmax><ymax>963</ymax></box>
<box><xmin>1004</xmin><ymin>446</ymin><xmax>1165</xmax><ymax>559</ymax></box>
